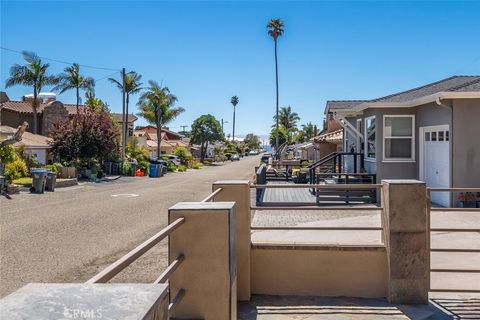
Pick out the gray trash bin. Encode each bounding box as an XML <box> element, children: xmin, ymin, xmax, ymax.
<box><xmin>31</xmin><ymin>169</ymin><xmax>48</xmax><ymax>193</ymax></box>
<box><xmin>45</xmin><ymin>171</ymin><xmax>57</xmax><ymax>192</ymax></box>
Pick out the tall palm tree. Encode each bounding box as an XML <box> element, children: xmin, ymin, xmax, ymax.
<box><xmin>267</xmin><ymin>18</ymin><xmax>284</xmax><ymax>153</ymax></box>
<box><xmin>108</xmin><ymin>71</ymin><xmax>142</xmax><ymax>120</ymax></box>
<box><xmin>54</xmin><ymin>63</ymin><xmax>95</xmax><ymax>113</ymax></box>
<box><xmin>273</xmin><ymin>105</ymin><xmax>300</xmax><ymax>143</ymax></box>
<box><xmin>230</xmin><ymin>96</ymin><xmax>239</xmax><ymax>141</ymax></box>
<box><xmin>5</xmin><ymin>51</ymin><xmax>58</xmax><ymax>134</ymax></box>
<box><xmin>137</xmin><ymin>81</ymin><xmax>185</xmax><ymax>158</ymax></box>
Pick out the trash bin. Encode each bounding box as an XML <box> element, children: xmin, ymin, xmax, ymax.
<box><xmin>130</xmin><ymin>162</ymin><xmax>137</xmax><ymax>177</ymax></box>
<box><xmin>31</xmin><ymin>169</ymin><xmax>48</xmax><ymax>193</ymax></box>
<box><xmin>104</xmin><ymin>161</ymin><xmax>112</xmax><ymax>175</ymax></box>
<box><xmin>45</xmin><ymin>171</ymin><xmax>57</xmax><ymax>192</ymax></box>
<box><xmin>149</xmin><ymin>163</ymin><xmax>158</xmax><ymax>178</ymax></box>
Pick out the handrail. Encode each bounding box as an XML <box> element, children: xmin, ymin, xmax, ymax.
<box><xmin>169</xmin><ymin>289</ymin><xmax>186</xmax><ymax>311</ymax></box>
<box><xmin>428</xmin><ymin>187</ymin><xmax>480</xmax><ymax>192</ymax></box>
<box><xmin>154</xmin><ymin>254</ymin><xmax>185</xmax><ymax>284</ymax></box>
<box><xmin>201</xmin><ymin>188</ymin><xmax>223</xmax><ymax>202</ymax></box>
<box><xmin>307</xmin><ymin>152</ymin><xmax>338</xmax><ymax>169</ymax></box>
<box><xmin>251</xmin><ymin>183</ymin><xmax>382</xmax><ymax>189</ymax></box>
<box><xmin>251</xmin><ymin>226</ymin><xmax>383</xmax><ymax>230</ymax></box>
<box><xmin>86</xmin><ymin>217</ymin><xmax>185</xmax><ymax>284</ymax></box>
<box><xmin>251</xmin><ymin>206</ymin><xmax>382</xmax><ymax>211</ymax></box>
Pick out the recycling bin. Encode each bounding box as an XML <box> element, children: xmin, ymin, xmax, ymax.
<box><xmin>45</xmin><ymin>171</ymin><xmax>57</xmax><ymax>192</ymax></box>
<box><xmin>104</xmin><ymin>161</ymin><xmax>112</xmax><ymax>175</ymax></box>
<box><xmin>31</xmin><ymin>169</ymin><xmax>48</xmax><ymax>194</ymax></box>
<box><xmin>149</xmin><ymin>163</ymin><xmax>158</xmax><ymax>178</ymax></box>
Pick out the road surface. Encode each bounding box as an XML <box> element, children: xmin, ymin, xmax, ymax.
<box><xmin>0</xmin><ymin>155</ymin><xmax>260</xmax><ymax>297</ymax></box>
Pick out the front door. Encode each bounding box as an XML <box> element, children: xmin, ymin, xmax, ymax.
<box><xmin>421</xmin><ymin>125</ymin><xmax>450</xmax><ymax>207</ymax></box>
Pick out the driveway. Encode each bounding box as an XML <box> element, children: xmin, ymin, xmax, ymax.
<box><xmin>0</xmin><ymin>155</ymin><xmax>260</xmax><ymax>297</ymax></box>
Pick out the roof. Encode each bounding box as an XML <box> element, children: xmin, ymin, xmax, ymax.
<box><xmin>0</xmin><ymin>125</ymin><xmax>52</xmax><ymax>148</ymax></box>
<box><xmin>372</xmin><ymin>75</ymin><xmax>480</xmax><ymax>103</ymax></box>
<box><xmin>0</xmin><ymin>91</ymin><xmax>9</xmax><ymax>103</ymax></box>
<box><xmin>325</xmin><ymin>75</ymin><xmax>480</xmax><ymax>113</ymax></box>
<box><xmin>1</xmin><ymin>99</ymin><xmax>137</xmax><ymax>123</ymax></box>
<box><xmin>313</xmin><ymin>128</ymin><xmax>343</xmax><ymax>144</ymax></box>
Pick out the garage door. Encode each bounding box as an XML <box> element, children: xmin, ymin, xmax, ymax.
<box><xmin>422</xmin><ymin>126</ymin><xmax>450</xmax><ymax>207</ymax></box>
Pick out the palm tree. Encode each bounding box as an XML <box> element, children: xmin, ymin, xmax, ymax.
<box><xmin>108</xmin><ymin>71</ymin><xmax>142</xmax><ymax>120</ymax></box>
<box><xmin>54</xmin><ymin>63</ymin><xmax>95</xmax><ymax>113</ymax></box>
<box><xmin>267</xmin><ymin>18</ymin><xmax>284</xmax><ymax>153</ymax></box>
<box><xmin>137</xmin><ymin>81</ymin><xmax>185</xmax><ymax>158</ymax></box>
<box><xmin>230</xmin><ymin>96</ymin><xmax>239</xmax><ymax>141</ymax></box>
<box><xmin>5</xmin><ymin>51</ymin><xmax>58</xmax><ymax>134</ymax></box>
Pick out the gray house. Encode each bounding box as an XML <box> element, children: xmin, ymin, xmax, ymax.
<box><xmin>325</xmin><ymin>76</ymin><xmax>480</xmax><ymax>207</ymax></box>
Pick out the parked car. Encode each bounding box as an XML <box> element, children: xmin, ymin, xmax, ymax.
<box><xmin>249</xmin><ymin>150</ymin><xmax>259</xmax><ymax>155</ymax></box>
<box><xmin>230</xmin><ymin>154</ymin><xmax>240</xmax><ymax>161</ymax></box>
<box><xmin>163</xmin><ymin>155</ymin><xmax>181</xmax><ymax>166</ymax></box>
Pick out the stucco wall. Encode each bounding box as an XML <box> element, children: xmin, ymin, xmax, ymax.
<box><xmin>452</xmin><ymin>99</ymin><xmax>480</xmax><ymax>187</ymax></box>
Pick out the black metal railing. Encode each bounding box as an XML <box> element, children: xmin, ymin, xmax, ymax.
<box><xmin>308</xmin><ymin>152</ymin><xmax>365</xmax><ymax>186</ymax></box>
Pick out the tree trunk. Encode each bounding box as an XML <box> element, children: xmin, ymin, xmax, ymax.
<box><xmin>32</xmin><ymin>87</ymin><xmax>38</xmax><ymax>134</ymax></box>
<box><xmin>156</xmin><ymin>123</ymin><xmax>162</xmax><ymax>159</ymax></box>
<box><xmin>200</xmin><ymin>142</ymin><xmax>205</xmax><ymax>163</ymax></box>
<box><xmin>76</xmin><ymin>86</ymin><xmax>80</xmax><ymax>114</ymax></box>
<box><xmin>274</xmin><ymin>38</ymin><xmax>279</xmax><ymax>154</ymax></box>
<box><xmin>232</xmin><ymin>106</ymin><xmax>236</xmax><ymax>142</ymax></box>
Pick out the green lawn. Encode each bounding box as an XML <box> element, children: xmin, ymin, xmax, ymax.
<box><xmin>12</xmin><ymin>177</ymin><xmax>70</xmax><ymax>186</ymax></box>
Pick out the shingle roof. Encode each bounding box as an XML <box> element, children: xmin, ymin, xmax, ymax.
<box><xmin>325</xmin><ymin>100</ymin><xmax>368</xmax><ymax>113</ymax></box>
<box><xmin>1</xmin><ymin>100</ymin><xmax>137</xmax><ymax>123</ymax></box>
<box><xmin>372</xmin><ymin>76</ymin><xmax>480</xmax><ymax>103</ymax></box>
<box><xmin>0</xmin><ymin>125</ymin><xmax>52</xmax><ymax>148</ymax></box>
<box><xmin>325</xmin><ymin>76</ymin><xmax>480</xmax><ymax>112</ymax></box>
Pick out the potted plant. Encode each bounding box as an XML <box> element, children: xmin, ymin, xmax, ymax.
<box><xmin>457</xmin><ymin>192</ymin><xmax>476</xmax><ymax>208</ymax></box>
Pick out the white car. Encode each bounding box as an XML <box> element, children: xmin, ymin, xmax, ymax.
<box><xmin>167</xmin><ymin>155</ymin><xmax>181</xmax><ymax>166</ymax></box>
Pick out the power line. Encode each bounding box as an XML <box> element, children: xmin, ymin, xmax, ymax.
<box><xmin>0</xmin><ymin>46</ymin><xmax>120</xmax><ymax>71</ymax></box>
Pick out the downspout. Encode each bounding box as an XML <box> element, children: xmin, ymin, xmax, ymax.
<box><xmin>435</xmin><ymin>97</ymin><xmax>454</xmax><ymax>202</ymax></box>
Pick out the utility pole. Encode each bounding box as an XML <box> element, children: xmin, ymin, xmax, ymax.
<box><xmin>221</xmin><ymin>119</ymin><xmax>228</xmax><ymax>136</ymax></box>
<box><xmin>121</xmin><ymin>68</ymin><xmax>126</xmax><ymax>161</ymax></box>
<box><xmin>180</xmin><ymin>125</ymin><xmax>188</xmax><ymax>135</ymax></box>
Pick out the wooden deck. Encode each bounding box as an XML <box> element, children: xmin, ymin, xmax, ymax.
<box><xmin>262</xmin><ymin>182</ymin><xmax>316</xmax><ymax>204</ymax></box>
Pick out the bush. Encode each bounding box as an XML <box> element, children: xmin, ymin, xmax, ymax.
<box><xmin>174</xmin><ymin>146</ymin><xmax>194</xmax><ymax>166</ymax></box>
<box><xmin>0</xmin><ymin>145</ymin><xmax>17</xmax><ymax>164</ymax></box>
<box><xmin>4</xmin><ymin>158</ymin><xmax>28</xmax><ymax>182</ymax></box>
<box><xmin>121</xmin><ymin>161</ymin><xmax>132</xmax><ymax>175</ymax></box>
<box><xmin>177</xmin><ymin>165</ymin><xmax>187</xmax><ymax>172</ymax></box>
<box><xmin>138</xmin><ymin>160</ymin><xmax>150</xmax><ymax>174</ymax></box>
<box><xmin>167</xmin><ymin>162</ymin><xmax>177</xmax><ymax>172</ymax></box>
<box><xmin>44</xmin><ymin>164</ymin><xmax>58</xmax><ymax>173</ymax></box>
<box><xmin>192</xmin><ymin>162</ymin><xmax>202</xmax><ymax>169</ymax></box>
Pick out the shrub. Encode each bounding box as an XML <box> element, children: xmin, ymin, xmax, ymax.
<box><xmin>138</xmin><ymin>160</ymin><xmax>150</xmax><ymax>174</ymax></box>
<box><xmin>4</xmin><ymin>158</ymin><xmax>28</xmax><ymax>182</ymax></box>
<box><xmin>177</xmin><ymin>165</ymin><xmax>187</xmax><ymax>172</ymax></box>
<box><xmin>0</xmin><ymin>145</ymin><xmax>17</xmax><ymax>164</ymax></box>
<box><xmin>167</xmin><ymin>162</ymin><xmax>177</xmax><ymax>172</ymax></box>
<box><xmin>121</xmin><ymin>161</ymin><xmax>132</xmax><ymax>175</ymax></box>
<box><xmin>44</xmin><ymin>164</ymin><xmax>58</xmax><ymax>173</ymax></box>
<box><xmin>174</xmin><ymin>146</ymin><xmax>193</xmax><ymax>166</ymax></box>
<box><xmin>192</xmin><ymin>162</ymin><xmax>202</xmax><ymax>169</ymax></box>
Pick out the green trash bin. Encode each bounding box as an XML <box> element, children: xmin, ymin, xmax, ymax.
<box><xmin>31</xmin><ymin>169</ymin><xmax>48</xmax><ymax>194</ymax></box>
<box><xmin>45</xmin><ymin>171</ymin><xmax>57</xmax><ymax>192</ymax></box>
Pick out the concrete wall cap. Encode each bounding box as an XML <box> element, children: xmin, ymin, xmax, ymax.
<box><xmin>169</xmin><ymin>201</ymin><xmax>236</xmax><ymax>211</ymax></box>
<box><xmin>213</xmin><ymin>180</ymin><xmax>251</xmax><ymax>185</ymax></box>
<box><xmin>382</xmin><ymin>179</ymin><xmax>426</xmax><ymax>185</ymax></box>
<box><xmin>0</xmin><ymin>283</ymin><xmax>168</xmax><ymax>320</ymax></box>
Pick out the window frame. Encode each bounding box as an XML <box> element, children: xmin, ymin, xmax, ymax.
<box><xmin>364</xmin><ymin>115</ymin><xmax>376</xmax><ymax>161</ymax></box>
<box><xmin>382</xmin><ymin>114</ymin><xmax>416</xmax><ymax>162</ymax></box>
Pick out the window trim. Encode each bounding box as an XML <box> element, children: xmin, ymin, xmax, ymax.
<box><xmin>382</xmin><ymin>115</ymin><xmax>415</xmax><ymax>163</ymax></box>
<box><xmin>364</xmin><ymin>115</ymin><xmax>376</xmax><ymax>161</ymax></box>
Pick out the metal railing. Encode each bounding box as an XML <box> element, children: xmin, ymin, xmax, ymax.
<box><xmin>427</xmin><ymin>187</ymin><xmax>480</xmax><ymax>293</ymax></box>
<box><xmin>250</xmin><ymin>183</ymin><xmax>385</xmax><ymax>241</ymax></box>
<box><xmin>86</xmin><ymin>216</ymin><xmax>187</xmax><ymax>311</ymax></box>
<box><xmin>201</xmin><ymin>187</ymin><xmax>223</xmax><ymax>202</ymax></box>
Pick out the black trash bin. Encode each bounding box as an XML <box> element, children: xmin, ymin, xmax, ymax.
<box><xmin>104</xmin><ymin>161</ymin><xmax>112</xmax><ymax>175</ymax></box>
<box><xmin>45</xmin><ymin>171</ymin><xmax>57</xmax><ymax>192</ymax></box>
<box><xmin>31</xmin><ymin>169</ymin><xmax>48</xmax><ymax>193</ymax></box>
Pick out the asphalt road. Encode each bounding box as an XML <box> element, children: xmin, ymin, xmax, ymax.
<box><xmin>0</xmin><ymin>155</ymin><xmax>260</xmax><ymax>297</ymax></box>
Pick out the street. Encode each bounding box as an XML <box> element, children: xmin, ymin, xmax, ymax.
<box><xmin>0</xmin><ymin>155</ymin><xmax>260</xmax><ymax>297</ymax></box>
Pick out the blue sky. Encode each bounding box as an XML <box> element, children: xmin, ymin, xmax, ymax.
<box><xmin>1</xmin><ymin>1</ymin><xmax>480</xmax><ymax>138</ymax></box>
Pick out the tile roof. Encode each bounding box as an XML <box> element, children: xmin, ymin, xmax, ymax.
<box><xmin>0</xmin><ymin>125</ymin><xmax>52</xmax><ymax>148</ymax></box>
<box><xmin>313</xmin><ymin>128</ymin><xmax>343</xmax><ymax>144</ymax></box>
<box><xmin>1</xmin><ymin>100</ymin><xmax>137</xmax><ymax>122</ymax></box>
<box><xmin>325</xmin><ymin>100</ymin><xmax>368</xmax><ymax>112</ymax></box>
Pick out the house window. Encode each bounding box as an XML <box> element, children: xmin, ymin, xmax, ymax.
<box><xmin>365</xmin><ymin>116</ymin><xmax>376</xmax><ymax>159</ymax></box>
<box><xmin>383</xmin><ymin>115</ymin><xmax>415</xmax><ymax>161</ymax></box>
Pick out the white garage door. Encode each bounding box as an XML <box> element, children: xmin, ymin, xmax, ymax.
<box><xmin>422</xmin><ymin>125</ymin><xmax>450</xmax><ymax>207</ymax></box>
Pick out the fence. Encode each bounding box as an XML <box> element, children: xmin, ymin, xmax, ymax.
<box><xmin>427</xmin><ymin>187</ymin><xmax>480</xmax><ymax>293</ymax></box>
